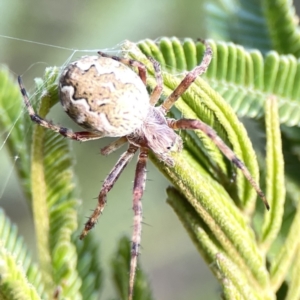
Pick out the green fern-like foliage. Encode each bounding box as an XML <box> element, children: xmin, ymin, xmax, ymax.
<box><xmin>111</xmin><ymin>236</ymin><xmax>153</xmax><ymax>300</ymax></box>
<box><xmin>123</xmin><ymin>39</ymin><xmax>285</xmax><ymax>299</ymax></box>
<box><xmin>0</xmin><ymin>65</ymin><xmax>149</xmax><ymax>300</ymax></box>
<box><xmin>0</xmin><ymin>208</ymin><xmax>45</xmax><ymax>300</ymax></box>
<box><xmin>137</xmin><ymin>38</ymin><xmax>300</xmax><ymax>126</ymax></box>
<box><xmin>1</xmin><ymin>0</ymin><xmax>300</xmax><ymax>299</ymax></box>
<box><xmin>0</xmin><ymin>67</ymin><xmax>104</xmax><ymax>300</ymax></box>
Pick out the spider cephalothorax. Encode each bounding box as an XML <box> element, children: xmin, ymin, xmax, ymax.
<box><xmin>127</xmin><ymin>106</ymin><xmax>183</xmax><ymax>166</ymax></box>
<box><xmin>18</xmin><ymin>40</ymin><xmax>269</xmax><ymax>300</ymax></box>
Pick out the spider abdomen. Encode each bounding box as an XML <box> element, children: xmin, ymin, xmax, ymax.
<box><xmin>59</xmin><ymin>56</ymin><xmax>150</xmax><ymax>137</ymax></box>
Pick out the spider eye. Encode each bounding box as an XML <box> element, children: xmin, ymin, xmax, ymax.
<box><xmin>167</xmin><ymin>142</ymin><xmax>174</xmax><ymax>150</ymax></box>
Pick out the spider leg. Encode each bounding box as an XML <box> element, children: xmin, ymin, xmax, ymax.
<box><xmin>98</xmin><ymin>51</ymin><xmax>147</xmax><ymax>85</ymax></box>
<box><xmin>147</xmin><ymin>56</ymin><xmax>163</xmax><ymax>106</ymax></box>
<box><xmin>168</xmin><ymin>118</ymin><xmax>270</xmax><ymax>210</ymax></box>
<box><xmin>101</xmin><ymin>136</ymin><xmax>128</xmax><ymax>156</ymax></box>
<box><xmin>161</xmin><ymin>40</ymin><xmax>213</xmax><ymax>113</ymax></box>
<box><xmin>80</xmin><ymin>144</ymin><xmax>138</xmax><ymax>240</ymax></box>
<box><xmin>18</xmin><ymin>76</ymin><xmax>104</xmax><ymax>142</ymax></box>
<box><xmin>129</xmin><ymin>147</ymin><xmax>148</xmax><ymax>300</ymax></box>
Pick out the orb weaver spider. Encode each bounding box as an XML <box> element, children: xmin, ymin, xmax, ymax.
<box><xmin>18</xmin><ymin>39</ymin><xmax>269</xmax><ymax>300</ymax></box>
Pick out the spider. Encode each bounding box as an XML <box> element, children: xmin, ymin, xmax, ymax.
<box><xmin>18</xmin><ymin>40</ymin><xmax>269</xmax><ymax>300</ymax></box>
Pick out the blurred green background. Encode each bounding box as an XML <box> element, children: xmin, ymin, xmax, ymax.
<box><xmin>0</xmin><ymin>1</ymin><xmax>217</xmax><ymax>299</ymax></box>
<box><xmin>2</xmin><ymin>1</ymin><xmax>300</xmax><ymax>299</ymax></box>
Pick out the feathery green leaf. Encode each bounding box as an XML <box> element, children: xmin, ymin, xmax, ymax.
<box><xmin>127</xmin><ymin>39</ymin><xmax>262</xmax><ymax>212</ymax></box>
<box><xmin>205</xmin><ymin>0</ymin><xmax>300</xmax><ymax>56</ymax></box>
<box><xmin>270</xmin><ymin>203</ymin><xmax>300</xmax><ymax>291</ymax></box>
<box><xmin>0</xmin><ymin>208</ymin><xmax>45</xmax><ymax>299</ymax></box>
<box><xmin>136</xmin><ymin>38</ymin><xmax>300</xmax><ymax>127</ymax></box>
<box><xmin>0</xmin><ymin>66</ymin><xmax>31</xmax><ymax>198</ymax></box>
<box><xmin>111</xmin><ymin>236</ymin><xmax>153</xmax><ymax>300</ymax></box>
<box><xmin>74</xmin><ymin>233</ymin><xmax>102</xmax><ymax>300</ymax></box>
<box><xmin>260</xmin><ymin>96</ymin><xmax>285</xmax><ymax>252</ymax></box>
<box><xmin>27</xmin><ymin>68</ymin><xmax>82</xmax><ymax>298</ymax></box>
<box><xmin>285</xmin><ymin>245</ymin><xmax>300</xmax><ymax>300</ymax></box>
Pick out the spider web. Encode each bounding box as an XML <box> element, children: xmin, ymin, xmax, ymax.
<box><xmin>0</xmin><ymin>34</ymin><xmax>142</xmax><ymax>297</ymax></box>
<box><xmin>0</xmin><ymin>33</ymin><xmax>216</xmax><ymax>300</ymax></box>
<box><xmin>0</xmin><ymin>35</ymin><xmax>95</xmax><ymax>196</ymax></box>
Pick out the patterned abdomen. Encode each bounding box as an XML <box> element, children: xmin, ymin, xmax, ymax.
<box><xmin>59</xmin><ymin>56</ymin><xmax>150</xmax><ymax>137</ymax></box>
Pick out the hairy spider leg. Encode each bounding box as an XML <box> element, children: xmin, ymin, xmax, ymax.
<box><xmin>129</xmin><ymin>147</ymin><xmax>148</xmax><ymax>300</ymax></box>
<box><xmin>161</xmin><ymin>40</ymin><xmax>213</xmax><ymax>113</ymax></box>
<box><xmin>168</xmin><ymin>118</ymin><xmax>270</xmax><ymax>210</ymax></box>
<box><xmin>92</xmin><ymin>54</ymin><xmax>164</xmax><ymax>299</ymax></box>
<box><xmin>101</xmin><ymin>136</ymin><xmax>128</xmax><ymax>156</ymax></box>
<box><xmin>147</xmin><ymin>56</ymin><xmax>163</xmax><ymax>106</ymax></box>
<box><xmin>79</xmin><ymin>145</ymin><xmax>138</xmax><ymax>239</ymax></box>
<box><xmin>98</xmin><ymin>51</ymin><xmax>147</xmax><ymax>85</ymax></box>
<box><xmin>18</xmin><ymin>76</ymin><xmax>104</xmax><ymax>142</ymax></box>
